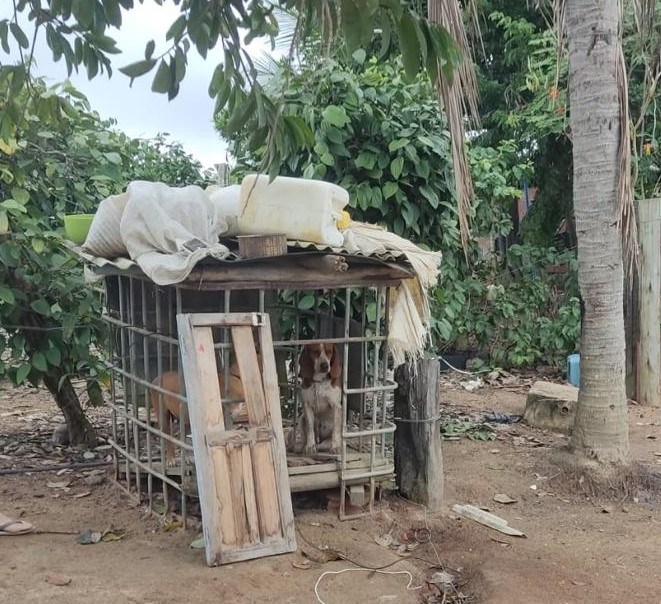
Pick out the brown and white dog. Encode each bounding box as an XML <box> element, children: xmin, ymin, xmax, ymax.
<box><xmin>291</xmin><ymin>342</ymin><xmax>343</xmax><ymax>455</ymax></box>
<box><xmin>150</xmin><ymin>362</ymin><xmax>247</xmax><ymax>466</ymax></box>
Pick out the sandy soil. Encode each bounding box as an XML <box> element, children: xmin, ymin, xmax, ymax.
<box><xmin>0</xmin><ymin>378</ymin><xmax>660</xmax><ymax>604</ymax></box>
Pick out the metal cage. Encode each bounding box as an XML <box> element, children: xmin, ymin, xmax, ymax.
<box><xmin>102</xmin><ymin>268</ymin><xmax>401</xmax><ymax>522</ymax></box>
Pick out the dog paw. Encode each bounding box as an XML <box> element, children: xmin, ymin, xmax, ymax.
<box><xmin>302</xmin><ymin>444</ymin><xmax>317</xmax><ymax>456</ymax></box>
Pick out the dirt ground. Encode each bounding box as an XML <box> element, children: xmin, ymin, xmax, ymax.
<box><xmin>1</xmin><ymin>377</ymin><xmax>660</xmax><ymax>604</ymax></box>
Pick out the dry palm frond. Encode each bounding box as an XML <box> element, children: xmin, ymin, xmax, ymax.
<box><xmin>617</xmin><ymin>41</ymin><xmax>638</xmax><ymax>274</ymax></box>
<box><xmin>631</xmin><ymin>0</ymin><xmax>657</xmax><ymax>38</ymax></box>
<box><xmin>428</xmin><ymin>0</ymin><xmax>480</xmax><ymax>259</ymax></box>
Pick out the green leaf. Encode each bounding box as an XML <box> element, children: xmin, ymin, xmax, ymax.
<box><xmin>355</xmin><ymin>151</ymin><xmax>377</xmax><ymax>170</ymax></box>
<box><xmin>390</xmin><ymin>156</ymin><xmax>404</xmax><ymax>179</ymax></box>
<box><xmin>31</xmin><ymin>239</ymin><xmax>45</xmax><ymax>253</ymax></box>
<box><xmin>32</xmin><ymin>352</ymin><xmax>48</xmax><ymax>373</ymax></box>
<box><xmin>352</xmin><ymin>49</ymin><xmax>366</xmax><ymax>65</ymax></box>
<box><xmin>402</xmin><ymin>202</ymin><xmax>420</xmax><ymax>227</ymax></box>
<box><xmin>166</xmin><ymin>15</ymin><xmax>187</xmax><ymax>42</ymax></box>
<box><xmin>419</xmin><ymin>184</ymin><xmax>440</xmax><ymax>208</ymax></box>
<box><xmin>30</xmin><ymin>299</ymin><xmax>51</xmax><ymax>316</ymax></box>
<box><xmin>119</xmin><ymin>59</ymin><xmax>157</xmax><ymax>80</ymax></box>
<box><xmin>320</xmin><ymin>152</ymin><xmax>335</xmax><ymax>166</ymax></box>
<box><xmin>1</xmin><ymin>200</ymin><xmax>27</xmax><ymax>214</ymax></box>
<box><xmin>11</xmin><ymin>187</ymin><xmax>29</xmax><ymax>205</ymax></box>
<box><xmin>9</xmin><ymin>23</ymin><xmax>29</xmax><ymax>49</ymax></box>
<box><xmin>0</xmin><ymin>210</ymin><xmax>8</xmax><ymax>234</ymax></box>
<box><xmin>383</xmin><ymin>181</ymin><xmax>399</xmax><ymax>200</ymax></box>
<box><xmin>322</xmin><ymin>105</ymin><xmax>349</xmax><ymax>128</ymax></box>
<box><xmin>45</xmin><ymin>347</ymin><xmax>62</xmax><ymax>367</ymax></box>
<box><xmin>0</xmin><ymin>285</ymin><xmax>14</xmax><ymax>304</ymax></box>
<box><xmin>15</xmin><ymin>363</ymin><xmax>30</xmax><ymax>385</ymax></box>
<box><xmin>388</xmin><ymin>138</ymin><xmax>409</xmax><ymax>153</ymax></box>
<box><xmin>151</xmin><ymin>59</ymin><xmax>171</xmax><ymax>94</ymax></box>
<box><xmin>145</xmin><ymin>40</ymin><xmax>155</xmax><ymax>60</ymax></box>
<box><xmin>104</xmin><ymin>152</ymin><xmax>122</xmax><ymax>164</ymax></box>
<box><xmin>297</xmin><ymin>294</ymin><xmax>315</xmax><ymax>310</ymax></box>
<box><xmin>397</xmin><ymin>12</ymin><xmax>422</xmax><ymax>81</ymax></box>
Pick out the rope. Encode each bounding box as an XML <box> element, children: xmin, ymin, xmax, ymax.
<box><xmin>314</xmin><ymin>568</ymin><xmax>422</xmax><ymax>604</ymax></box>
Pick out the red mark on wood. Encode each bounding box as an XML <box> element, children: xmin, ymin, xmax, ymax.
<box><xmin>198</xmin><ymin>344</ymin><xmax>205</xmax><ymax>353</ymax></box>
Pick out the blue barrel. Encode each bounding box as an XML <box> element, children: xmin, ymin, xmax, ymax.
<box><xmin>567</xmin><ymin>353</ymin><xmax>580</xmax><ymax>387</ymax></box>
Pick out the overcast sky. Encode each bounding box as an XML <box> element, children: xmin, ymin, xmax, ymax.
<box><xmin>1</xmin><ymin>3</ymin><xmax>273</xmax><ymax>169</ymax></box>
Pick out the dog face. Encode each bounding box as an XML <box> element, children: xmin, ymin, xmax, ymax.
<box><xmin>299</xmin><ymin>343</ymin><xmax>342</xmax><ymax>385</ymax></box>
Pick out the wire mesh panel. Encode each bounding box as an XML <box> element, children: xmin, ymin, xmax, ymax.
<box><xmin>103</xmin><ymin>272</ymin><xmax>398</xmax><ymax>522</ymax></box>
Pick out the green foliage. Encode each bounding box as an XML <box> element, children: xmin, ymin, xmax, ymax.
<box><xmin>441</xmin><ymin>420</ymin><xmax>496</xmax><ymax>441</ymax></box>
<box><xmin>122</xmin><ymin>133</ymin><xmax>212</xmax><ymax>187</ymax></box>
<box><xmin>3</xmin><ymin>0</ymin><xmax>462</xmax><ymax>178</ymax></box>
<box><xmin>217</xmin><ymin>53</ymin><xmax>580</xmax><ymax>368</ymax></box>
<box><xmin>0</xmin><ymin>75</ymin><xmax>124</xmax><ymax>394</ymax></box>
<box><xmin>221</xmin><ymin>56</ymin><xmax>523</xmax><ymax>251</ymax></box>
<box><xmin>437</xmin><ymin>245</ymin><xmax>580</xmax><ymax>367</ymax></box>
<box><xmin>0</xmin><ymin>72</ymin><xmax>206</xmax><ymax>440</ymax></box>
<box><xmin>472</xmin><ymin>8</ymin><xmax>574</xmax><ymax>249</ymax></box>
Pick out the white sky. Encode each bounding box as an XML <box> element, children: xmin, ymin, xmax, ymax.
<box><xmin>1</xmin><ymin>3</ymin><xmax>275</xmax><ymax>169</ymax></box>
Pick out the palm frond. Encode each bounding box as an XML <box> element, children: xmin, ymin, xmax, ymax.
<box><xmin>617</xmin><ymin>42</ymin><xmax>638</xmax><ymax>274</ymax></box>
<box><xmin>428</xmin><ymin>0</ymin><xmax>480</xmax><ymax>258</ymax></box>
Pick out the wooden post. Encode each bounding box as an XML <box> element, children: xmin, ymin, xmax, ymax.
<box><xmin>637</xmin><ymin>198</ymin><xmax>661</xmax><ymax>406</ymax></box>
<box><xmin>393</xmin><ymin>356</ymin><xmax>443</xmax><ymax>510</ymax></box>
<box><xmin>624</xmin><ymin>261</ymin><xmax>639</xmax><ymax>400</ymax></box>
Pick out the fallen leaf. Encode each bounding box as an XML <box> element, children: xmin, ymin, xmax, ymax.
<box><xmin>374</xmin><ymin>533</ymin><xmax>394</xmax><ymax>548</ymax></box>
<box><xmin>292</xmin><ymin>560</ymin><xmax>313</xmax><ymax>570</ymax></box>
<box><xmin>164</xmin><ymin>520</ymin><xmax>183</xmax><ymax>532</ymax></box>
<box><xmin>47</xmin><ymin>480</ymin><xmax>70</xmax><ymax>489</ymax></box>
<box><xmin>45</xmin><ymin>574</ymin><xmax>72</xmax><ymax>586</ymax></box>
<box><xmin>493</xmin><ymin>493</ymin><xmax>517</xmax><ymax>504</ymax></box>
<box><xmin>190</xmin><ymin>536</ymin><xmax>205</xmax><ymax>549</ymax></box>
<box><xmin>101</xmin><ymin>530</ymin><xmax>126</xmax><ymax>542</ymax></box>
<box><xmin>72</xmin><ymin>491</ymin><xmax>92</xmax><ymax>499</ymax></box>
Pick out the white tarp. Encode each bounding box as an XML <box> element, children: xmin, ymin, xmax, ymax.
<box><xmin>84</xmin><ymin>181</ymin><xmax>230</xmax><ymax>285</ymax></box>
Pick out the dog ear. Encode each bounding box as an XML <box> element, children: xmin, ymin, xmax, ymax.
<box><xmin>329</xmin><ymin>345</ymin><xmax>342</xmax><ymax>381</ymax></box>
<box><xmin>299</xmin><ymin>345</ymin><xmax>314</xmax><ymax>385</ymax></box>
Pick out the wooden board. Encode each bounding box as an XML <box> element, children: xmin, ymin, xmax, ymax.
<box><xmin>177</xmin><ymin>312</ymin><xmax>296</xmax><ymax>566</ymax></box>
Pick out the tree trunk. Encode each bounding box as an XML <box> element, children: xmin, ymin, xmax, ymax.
<box><xmin>566</xmin><ymin>0</ymin><xmax>629</xmax><ymax>462</ymax></box>
<box><xmin>43</xmin><ymin>373</ymin><xmax>97</xmax><ymax>448</ymax></box>
<box><xmin>393</xmin><ymin>358</ymin><xmax>444</xmax><ymax>510</ymax></box>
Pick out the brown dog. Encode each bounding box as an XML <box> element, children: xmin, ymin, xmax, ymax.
<box><xmin>150</xmin><ymin>363</ymin><xmax>247</xmax><ymax>466</ymax></box>
<box><xmin>290</xmin><ymin>343</ymin><xmax>343</xmax><ymax>455</ymax></box>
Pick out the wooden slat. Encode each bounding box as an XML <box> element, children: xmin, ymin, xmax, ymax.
<box><xmin>206</xmin><ymin>427</ymin><xmax>274</xmax><ymax>447</ymax></box>
<box><xmin>231</xmin><ymin>325</ymin><xmax>268</xmax><ymax>423</ymax></box>
<box><xmin>227</xmin><ymin>444</ymin><xmax>249</xmax><ymax>546</ymax></box>
<box><xmin>257</xmin><ymin>316</ymin><xmax>296</xmax><ymax>548</ymax></box>
<box><xmin>177</xmin><ymin>317</ymin><xmax>233</xmax><ymax>564</ymax></box>
<box><xmin>210</xmin><ymin>447</ymin><xmax>237</xmax><ymax>547</ymax></box>
<box><xmin>190</xmin><ymin>312</ymin><xmax>263</xmax><ymax>328</ymax></box>
<box><xmin>241</xmin><ymin>444</ymin><xmax>261</xmax><ymax>544</ymax></box>
<box><xmin>232</xmin><ymin>324</ymin><xmax>282</xmax><ymax>538</ymax></box>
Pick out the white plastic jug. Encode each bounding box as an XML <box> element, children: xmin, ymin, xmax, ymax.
<box><xmin>236</xmin><ymin>174</ymin><xmax>349</xmax><ymax>247</ymax></box>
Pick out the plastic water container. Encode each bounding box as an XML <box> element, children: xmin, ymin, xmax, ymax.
<box><xmin>567</xmin><ymin>353</ymin><xmax>580</xmax><ymax>387</ymax></box>
<box><xmin>236</xmin><ymin>174</ymin><xmax>349</xmax><ymax>247</ymax></box>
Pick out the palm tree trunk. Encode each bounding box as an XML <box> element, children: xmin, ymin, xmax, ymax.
<box><xmin>567</xmin><ymin>0</ymin><xmax>629</xmax><ymax>462</ymax></box>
